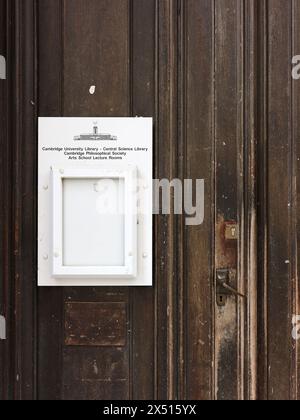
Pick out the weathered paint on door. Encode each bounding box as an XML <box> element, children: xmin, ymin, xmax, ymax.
<box><xmin>0</xmin><ymin>0</ymin><xmax>299</xmax><ymax>400</ymax></box>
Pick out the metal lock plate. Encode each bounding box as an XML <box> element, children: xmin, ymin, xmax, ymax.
<box><xmin>216</xmin><ymin>269</ymin><xmax>235</xmax><ymax>307</ymax></box>
<box><xmin>216</xmin><ymin>294</ymin><xmax>227</xmax><ymax>307</ymax></box>
<box><xmin>225</xmin><ymin>223</ymin><xmax>238</xmax><ymax>240</ymax></box>
<box><xmin>216</xmin><ymin>269</ymin><xmax>245</xmax><ymax>307</ymax></box>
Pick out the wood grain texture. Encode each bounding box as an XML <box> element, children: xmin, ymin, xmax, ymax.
<box><xmin>0</xmin><ymin>0</ymin><xmax>9</xmax><ymax>401</ymax></box>
<box><xmin>130</xmin><ymin>0</ymin><xmax>156</xmax><ymax>400</ymax></box>
<box><xmin>293</xmin><ymin>0</ymin><xmax>300</xmax><ymax>401</ymax></box>
<box><xmin>65</xmin><ymin>302</ymin><xmax>127</xmax><ymax>347</ymax></box>
<box><xmin>63</xmin><ymin>0</ymin><xmax>130</xmax><ymax>117</ymax></box>
<box><xmin>2</xmin><ymin>0</ymin><xmax>38</xmax><ymax>400</ymax></box>
<box><xmin>256</xmin><ymin>0</ymin><xmax>300</xmax><ymax>401</ymax></box>
<box><xmin>37</xmin><ymin>0</ymin><xmax>64</xmax><ymax>401</ymax></box>
<box><xmin>63</xmin><ymin>347</ymin><xmax>128</xmax><ymax>400</ymax></box>
<box><xmin>2</xmin><ymin>0</ymin><xmax>300</xmax><ymax>401</ymax></box>
<box><xmin>266</xmin><ymin>0</ymin><xmax>293</xmax><ymax>400</ymax></box>
<box><xmin>214</xmin><ymin>0</ymin><xmax>241</xmax><ymax>400</ymax></box>
<box><xmin>184</xmin><ymin>0</ymin><xmax>214</xmax><ymax>400</ymax></box>
<box><xmin>154</xmin><ymin>0</ymin><xmax>178</xmax><ymax>400</ymax></box>
<box><xmin>244</xmin><ymin>0</ymin><xmax>258</xmax><ymax>401</ymax></box>
<box><xmin>257</xmin><ymin>0</ymin><xmax>269</xmax><ymax>401</ymax></box>
<box><xmin>62</xmin><ymin>0</ymin><xmax>131</xmax><ymax>401</ymax></box>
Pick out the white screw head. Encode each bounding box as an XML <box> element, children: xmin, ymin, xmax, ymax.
<box><xmin>143</xmin><ymin>253</ymin><xmax>148</xmax><ymax>259</ymax></box>
<box><xmin>59</xmin><ymin>169</ymin><xmax>64</xmax><ymax>175</ymax></box>
<box><xmin>128</xmin><ymin>251</ymin><xmax>133</xmax><ymax>257</ymax></box>
<box><xmin>43</xmin><ymin>185</ymin><xmax>49</xmax><ymax>191</ymax></box>
<box><xmin>43</xmin><ymin>254</ymin><xmax>48</xmax><ymax>260</ymax></box>
<box><xmin>89</xmin><ymin>85</ymin><xmax>96</xmax><ymax>95</ymax></box>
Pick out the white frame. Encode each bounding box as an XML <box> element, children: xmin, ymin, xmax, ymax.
<box><xmin>51</xmin><ymin>166</ymin><xmax>137</xmax><ymax>279</ymax></box>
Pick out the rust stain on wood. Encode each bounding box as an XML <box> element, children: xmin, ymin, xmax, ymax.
<box><xmin>65</xmin><ymin>302</ymin><xmax>127</xmax><ymax>347</ymax></box>
<box><xmin>215</xmin><ymin>215</ymin><xmax>238</xmax><ymax>271</ymax></box>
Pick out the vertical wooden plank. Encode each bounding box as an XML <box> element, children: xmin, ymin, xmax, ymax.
<box><xmin>257</xmin><ymin>0</ymin><xmax>269</xmax><ymax>401</ymax></box>
<box><xmin>131</xmin><ymin>0</ymin><xmax>156</xmax><ymax>400</ymax></box>
<box><xmin>38</xmin><ymin>0</ymin><xmax>63</xmax><ymax>117</ymax></box>
<box><xmin>267</xmin><ymin>0</ymin><xmax>292</xmax><ymax>400</ymax></box>
<box><xmin>37</xmin><ymin>0</ymin><xmax>64</xmax><ymax>401</ymax></box>
<box><xmin>37</xmin><ymin>0</ymin><xmax>158</xmax><ymax>400</ymax></box>
<box><xmin>155</xmin><ymin>0</ymin><xmax>178</xmax><ymax>400</ymax></box>
<box><xmin>183</xmin><ymin>0</ymin><xmax>214</xmax><ymax>400</ymax></box>
<box><xmin>63</xmin><ymin>0</ymin><xmax>130</xmax><ymax>117</ymax></box>
<box><xmin>214</xmin><ymin>0</ymin><xmax>243</xmax><ymax>400</ymax></box>
<box><xmin>0</xmin><ymin>0</ymin><xmax>4</xmax><ymax>397</ymax></box>
<box><xmin>62</xmin><ymin>289</ymin><xmax>130</xmax><ymax>400</ymax></box>
<box><xmin>177</xmin><ymin>0</ymin><xmax>186</xmax><ymax>399</ymax></box>
<box><xmin>7</xmin><ymin>0</ymin><xmax>38</xmax><ymax>400</ymax></box>
<box><xmin>293</xmin><ymin>0</ymin><xmax>300</xmax><ymax>401</ymax></box>
<box><xmin>62</xmin><ymin>0</ymin><xmax>131</xmax><ymax>400</ymax></box>
<box><xmin>0</xmin><ymin>0</ymin><xmax>10</xmax><ymax>400</ymax></box>
<box><xmin>244</xmin><ymin>0</ymin><xmax>258</xmax><ymax>401</ymax></box>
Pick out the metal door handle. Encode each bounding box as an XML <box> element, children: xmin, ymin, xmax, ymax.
<box><xmin>218</xmin><ymin>281</ymin><xmax>246</xmax><ymax>299</ymax></box>
<box><xmin>216</xmin><ymin>269</ymin><xmax>247</xmax><ymax>306</ymax></box>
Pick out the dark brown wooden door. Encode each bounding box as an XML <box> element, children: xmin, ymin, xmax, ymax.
<box><xmin>0</xmin><ymin>0</ymin><xmax>299</xmax><ymax>400</ymax></box>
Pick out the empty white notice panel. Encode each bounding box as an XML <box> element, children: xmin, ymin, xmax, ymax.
<box><xmin>38</xmin><ymin>118</ymin><xmax>152</xmax><ymax>286</ymax></box>
<box><xmin>62</xmin><ymin>177</ymin><xmax>125</xmax><ymax>268</ymax></box>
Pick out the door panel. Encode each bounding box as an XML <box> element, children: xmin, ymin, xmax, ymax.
<box><xmin>257</xmin><ymin>0</ymin><xmax>300</xmax><ymax>400</ymax></box>
<box><xmin>214</xmin><ymin>0</ymin><xmax>242</xmax><ymax>400</ymax></box>
<box><xmin>0</xmin><ymin>0</ymin><xmax>37</xmax><ymax>400</ymax></box>
<box><xmin>38</xmin><ymin>0</ymin><xmax>158</xmax><ymax>401</ymax></box>
<box><xmin>59</xmin><ymin>0</ymin><xmax>131</xmax><ymax>399</ymax></box>
<box><xmin>184</xmin><ymin>0</ymin><xmax>214</xmax><ymax>400</ymax></box>
<box><xmin>1</xmin><ymin>0</ymin><xmax>299</xmax><ymax>400</ymax></box>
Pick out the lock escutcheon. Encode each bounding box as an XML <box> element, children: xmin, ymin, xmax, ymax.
<box><xmin>216</xmin><ymin>268</ymin><xmax>246</xmax><ymax>307</ymax></box>
<box><xmin>224</xmin><ymin>223</ymin><xmax>239</xmax><ymax>240</ymax></box>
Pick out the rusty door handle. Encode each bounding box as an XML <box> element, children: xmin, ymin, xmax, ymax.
<box><xmin>216</xmin><ymin>269</ymin><xmax>247</xmax><ymax>306</ymax></box>
<box><xmin>218</xmin><ymin>281</ymin><xmax>246</xmax><ymax>299</ymax></box>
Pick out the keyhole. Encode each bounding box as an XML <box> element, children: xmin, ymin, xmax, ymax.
<box><xmin>217</xmin><ymin>294</ymin><xmax>226</xmax><ymax>307</ymax></box>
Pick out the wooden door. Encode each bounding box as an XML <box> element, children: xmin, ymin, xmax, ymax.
<box><xmin>0</xmin><ymin>0</ymin><xmax>299</xmax><ymax>401</ymax></box>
